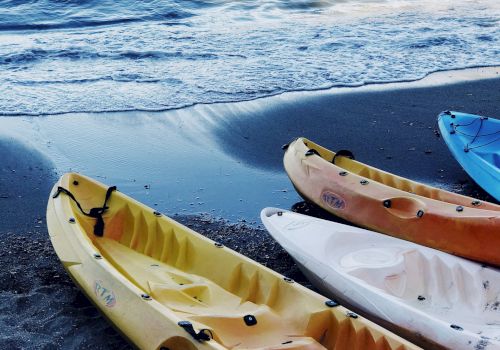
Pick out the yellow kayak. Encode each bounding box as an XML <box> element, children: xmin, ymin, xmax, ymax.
<box><xmin>47</xmin><ymin>173</ymin><xmax>419</xmax><ymax>350</ymax></box>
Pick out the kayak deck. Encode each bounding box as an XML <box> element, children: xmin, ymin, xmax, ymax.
<box><xmin>49</xmin><ymin>173</ymin><xmax>417</xmax><ymax>350</ymax></box>
<box><xmin>262</xmin><ymin>208</ymin><xmax>500</xmax><ymax>349</ymax></box>
<box><xmin>326</xmin><ymin>237</ymin><xmax>499</xmax><ymax>330</ymax></box>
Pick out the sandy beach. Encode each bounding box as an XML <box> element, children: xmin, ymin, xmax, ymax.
<box><xmin>0</xmin><ymin>72</ymin><xmax>499</xmax><ymax>348</ymax></box>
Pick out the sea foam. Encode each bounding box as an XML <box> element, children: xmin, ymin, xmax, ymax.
<box><xmin>0</xmin><ymin>0</ymin><xmax>498</xmax><ymax>116</ymax></box>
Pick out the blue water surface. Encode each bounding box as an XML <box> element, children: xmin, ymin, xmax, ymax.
<box><xmin>0</xmin><ymin>0</ymin><xmax>498</xmax><ymax>115</ymax></box>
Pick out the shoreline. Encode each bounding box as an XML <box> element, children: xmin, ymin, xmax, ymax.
<box><xmin>1</xmin><ymin>65</ymin><xmax>498</xmax><ymax>118</ymax></box>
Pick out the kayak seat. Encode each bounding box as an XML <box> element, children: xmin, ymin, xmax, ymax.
<box><xmin>340</xmin><ymin>246</ymin><xmax>422</xmax><ymax>300</ymax></box>
<box><xmin>341</xmin><ymin>243</ymin><xmax>488</xmax><ymax>311</ymax></box>
<box><xmin>104</xmin><ymin>206</ymin><xmax>302</xmax><ymax>307</ymax></box>
<box><xmin>95</xmin><ymin>237</ymin><xmax>264</xmax><ymax>313</ymax></box>
<box><xmin>104</xmin><ymin>206</ymin><xmax>280</xmax><ymax>306</ymax></box>
<box><xmin>94</xmin><ymin>237</ymin><xmax>330</xmax><ymax>349</ymax></box>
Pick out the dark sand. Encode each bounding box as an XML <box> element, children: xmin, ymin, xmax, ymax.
<box><xmin>1</xmin><ymin>76</ymin><xmax>499</xmax><ymax>349</ymax></box>
<box><xmin>213</xmin><ymin>76</ymin><xmax>500</xmax><ymax>201</ymax></box>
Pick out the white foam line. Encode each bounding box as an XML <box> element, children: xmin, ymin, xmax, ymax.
<box><xmin>280</xmin><ymin>66</ymin><xmax>500</xmax><ymax>101</ymax></box>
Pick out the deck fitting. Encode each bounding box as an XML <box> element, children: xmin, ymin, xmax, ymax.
<box><xmin>325</xmin><ymin>300</ymin><xmax>339</xmax><ymax>307</ymax></box>
<box><xmin>305</xmin><ymin>149</ymin><xmax>319</xmax><ymax>157</ymax></box>
<box><xmin>243</xmin><ymin>315</ymin><xmax>257</xmax><ymax>326</ymax></box>
<box><xmin>141</xmin><ymin>293</ymin><xmax>152</xmax><ymax>301</ymax></box>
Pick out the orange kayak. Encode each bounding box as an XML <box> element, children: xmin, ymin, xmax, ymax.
<box><xmin>283</xmin><ymin>137</ymin><xmax>500</xmax><ymax>266</ymax></box>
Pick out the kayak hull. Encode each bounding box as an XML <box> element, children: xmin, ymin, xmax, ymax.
<box><xmin>47</xmin><ymin>173</ymin><xmax>418</xmax><ymax>350</ymax></box>
<box><xmin>283</xmin><ymin>137</ymin><xmax>500</xmax><ymax>266</ymax></box>
<box><xmin>437</xmin><ymin>111</ymin><xmax>500</xmax><ymax>201</ymax></box>
<box><xmin>261</xmin><ymin>208</ymin><xmax>500</xmax><ymax>350</ymax></box>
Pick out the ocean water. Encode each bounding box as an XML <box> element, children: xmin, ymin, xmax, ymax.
<box><xmin>0</xmin><ymin>0</ymin><xmax>499</xmax><ymax>116</ymax></box>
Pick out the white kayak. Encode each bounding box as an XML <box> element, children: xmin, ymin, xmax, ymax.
<box><xmin>261</xmin><ymin>207</ymin><xmax>500</xmax><ymax>350</ymax></box>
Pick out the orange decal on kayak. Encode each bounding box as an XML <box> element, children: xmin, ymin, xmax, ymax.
<box><xmin>321</xmin><ymin>190</ymin><xmax>346</xmax><ymax>210</ymax></box>
<box><xmin>94</xmin><ymin>280</ymin><xmax>116</xmax><ymax>308</ymax></box>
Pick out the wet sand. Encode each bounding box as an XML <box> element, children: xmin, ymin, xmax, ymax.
<box><xmin>0</xmin><ymin>74</ymin><xmax>499</xmax><ymax>348</ymax></box>
<box><xmin>213</xmin><ymin>74</ymin><xmax>500</xmax><ymax>201</ymax></box>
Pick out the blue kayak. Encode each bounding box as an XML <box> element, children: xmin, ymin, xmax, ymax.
<box><xmin>438</xmin><ymin>111</ymin><xmax>500</xmax><ymax>201</ymax></box>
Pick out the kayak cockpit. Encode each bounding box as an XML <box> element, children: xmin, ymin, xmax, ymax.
<box><xmin>94</xmin><ymin>237</ymin><xmax>327</xmax><ymax>349</ymax></box>
<box><xmin>325</xmin><ymin>234</ymin><xmax>500</xmax><ymax>337</ymax></box>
